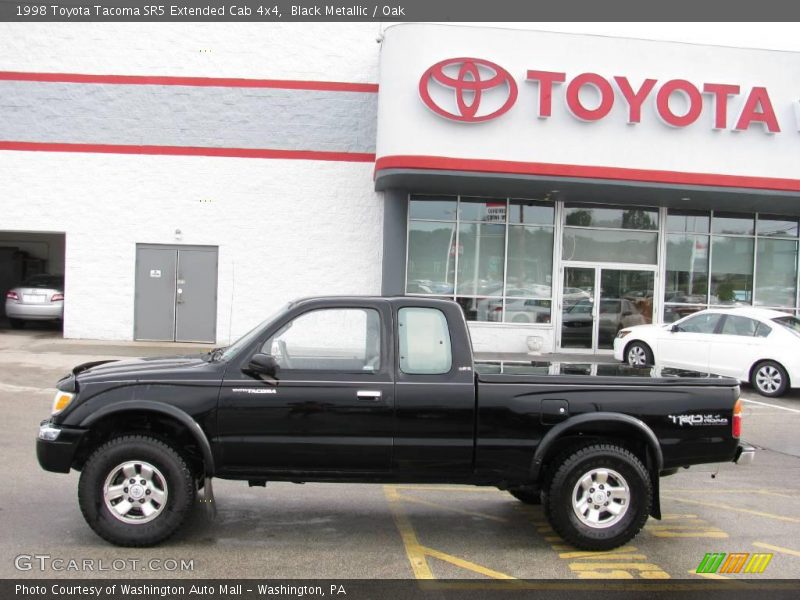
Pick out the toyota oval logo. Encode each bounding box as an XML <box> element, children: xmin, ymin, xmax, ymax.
<box><xmin>419</xmin><ymin>57</ymin><xmax>518</xmax><ymax>123</ymax></box>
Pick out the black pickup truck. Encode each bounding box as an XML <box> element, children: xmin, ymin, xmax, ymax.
<box><xmin>37</xmin><ymin>296</ymin><xmax>753</xmax><ymax>550</ymax></box>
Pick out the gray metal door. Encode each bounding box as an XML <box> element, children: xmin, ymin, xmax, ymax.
<box><xmin>134</xmin><ymin>245</ymin><xmax>218</xmax><ymax>343</ymax></box>
<box><xmin>175</xmin><ymin>248</ymin><xmax>218</xmax><ymax>343</ymax></box>
<box><xmin>134</xmin><ymin>247</ymin><xmax>177</xmax><ymax>341</ymax></box>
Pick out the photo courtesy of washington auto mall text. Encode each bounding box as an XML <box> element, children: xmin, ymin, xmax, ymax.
<box><xmin>2</xmin><ymin>1</ymin><xmax>800</xmax><ymax>600</ymax></box>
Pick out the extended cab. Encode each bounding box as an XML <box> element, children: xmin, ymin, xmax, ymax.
<box><xmin>37</xmin><ymin>297</ymin><xmax>754</xmax><ymax>549</ymax></box>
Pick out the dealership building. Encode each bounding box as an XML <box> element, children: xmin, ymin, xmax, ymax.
<box><xmin>2</xmin><ymin>23</ymin><xmax>799</xmax><ymax>353</ymax></box>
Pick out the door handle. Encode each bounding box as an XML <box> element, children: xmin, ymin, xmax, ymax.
<box><xmin>357</xmin><ymin>390</ymin><xmax>382</xmax><ymax>401</ymax></box>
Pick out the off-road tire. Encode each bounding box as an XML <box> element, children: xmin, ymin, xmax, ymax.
<box><xmin>545</xmin><ymin>444</ymin><xmax>652</xmax><ymax>551</ymax></box>
<box><xmin>78</xmin><ymin>435</ymin><xmax>195</xmax><ymax>547</ymax></box>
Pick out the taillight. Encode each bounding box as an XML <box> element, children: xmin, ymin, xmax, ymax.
<box><xmin>6</xmin><ymin>291</ymin><xmax>18</xmax><ymax>300</ymax></box>
<box><xmin>732</xmin><ymin>398</ymin><xmax>742</xmax><ymax>439</ymax></box>
<box><xmin>493</xmin><ymin>306</ymin><xmax>502</xmax><ymax>312</ymax></box>
<box><xmin>51</xmin><ymin>293</ymin><xmax>64</xmax><ymax>302</ymax></box>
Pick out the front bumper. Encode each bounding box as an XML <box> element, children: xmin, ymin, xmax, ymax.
<box><xmin>734</xmin><ymin>443</ymin><xmax>756</xmax><ymax>466</ymax></box>
<box><xmin>36</xmin><ymin>420</ymin><xmax>87</xmax><ymax>473</ymax></box>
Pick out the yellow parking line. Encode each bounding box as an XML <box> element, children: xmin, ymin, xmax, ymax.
<box><xmin>661</xmin><ymin>495</ymin><xmax>800</xmax><ymax>523</ymax></box>
<box><xmin>554</xmin><ymin>546</ymin><xmax>639</xmax><ymax>558</ymax></box>
<box><xmin>394</xmin><ymin>491</ymin><xmax>509</xmax><ymax>522</ymax></box>
<box><xmin>420</xmin><ymin>546</ymin><xmax>519</xmax><ymax>580</ymax></box>
<box><xmin>384</xmin><ymin>485</ymin><xmax>520</xmax><ymax>581</ymax></box>
<box><xmin>754</xmin><ymin>541</ymin><xmax>800</xmax><ymax>558</ymax></box>
<box><xmin>570</xmin><ymin>563</ymin><xmax>670</xmax><ymax>579</ymax></box>
<box><xmin>383</xmin><ymin>485</ymin><xmax>434</xmax><ymax>579</ymax></box>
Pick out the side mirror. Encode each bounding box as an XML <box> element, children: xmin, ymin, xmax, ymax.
<box><xmin>244</xmin><ymin>353</ymin><xmax>280</xmax><ymax>378</ymax></box>
<box><xmin>670</xmin><ymin>324</ymin><xmax>682</xmax><ymax>333</ymax></box>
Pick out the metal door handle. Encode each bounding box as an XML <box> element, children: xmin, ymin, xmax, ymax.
<box><xmin>357</xmin><ymin>390</ymin><xmax>382</xmax><ymax>401</ymax></box>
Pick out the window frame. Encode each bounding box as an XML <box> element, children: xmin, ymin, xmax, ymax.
<box><xmin>262</xmin><ymin>306</ymin><xmax>384</xmax><ymax>375</ymax></box>
<box><xmin>406</xmin><ymin>194</ymin><xmax>556</xmax><ymax>325</ymax></box>
<box><xmin>397</xmin><ymin>306</ymin><xmax>454</xmax><ymax>376</ymax></box>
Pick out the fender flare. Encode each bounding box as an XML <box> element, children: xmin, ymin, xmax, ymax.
<box><xmin>530</xmin><ymin>412</ymin><xmax>663</xmax><ymax>481</ymax></box>
<box><xmin>80</xmin><ymin>400</ymin><xmax>215</xmax><ymax>477</ymax></box>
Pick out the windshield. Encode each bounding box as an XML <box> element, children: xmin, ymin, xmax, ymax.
<box><xmin>772</xmin><ymin>315</ymin><xmax>800</xmax><ymax>335</ymax></box>
<box><xmin>218</xmin><ymin>304</ymin><xmax>291</xmax><ymax>361</ymax></box>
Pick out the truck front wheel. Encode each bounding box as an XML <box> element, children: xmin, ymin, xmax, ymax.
<box><xmin>545</xmin><ymin>444</ymin><xmax>652</xmax><ymax>550</ymax></box>
<box><xmin>78</xmin><ymin>435</ymin><xmax>196</xmax><ymax>547</ymax></box>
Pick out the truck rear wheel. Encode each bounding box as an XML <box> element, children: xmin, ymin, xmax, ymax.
<box><xmin>545</xmin><ymin>444</ymin><xmax>651</xmax><ymax>550</ymax></box>
<box><xmin>78</xmin><ymin>435</ymin><xmax>195</xmax><ymax>547</ymax></box>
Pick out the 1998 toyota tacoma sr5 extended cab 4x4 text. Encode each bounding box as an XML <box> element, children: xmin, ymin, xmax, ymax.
<box><xmin>37</xmin><ymin>297</ymin><xmax>754</xmax><ymax>549</ymax></box>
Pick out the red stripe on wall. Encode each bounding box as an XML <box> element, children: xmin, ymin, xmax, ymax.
<box><xmin>0</xmin><ymin>141</ymin><xmax>376</xmax><ymax>162</ymax></box>
<box><xmin>374</xmin><ymin>155</ymin><xmax>800</xmax><ymax>193</ymax></box>
<box><xmin>0</xmin><ymin>71</ymin><xmax>379</xmax><ymax>93</ymax></box>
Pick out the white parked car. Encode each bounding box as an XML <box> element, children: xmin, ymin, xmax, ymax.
<box><xmin>613</xmin><ymin>307</ymin><xmax>800</xmax><ymax>397</ymax></box>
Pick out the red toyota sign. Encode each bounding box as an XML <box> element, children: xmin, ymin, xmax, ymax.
<box><xmin>420</xmin><ymin>57</ymin><xmax>786</xmax><ymax>133</ymax></box>
<box><xmin>418</xmin><ymin>57</ymin><xmax>518</xmax><ymax>123</ymax></box>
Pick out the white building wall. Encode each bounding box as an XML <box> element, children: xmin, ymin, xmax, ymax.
<box><xmin>0</xmin><ymin>23</ymin><xmax>381</xmax><ymax>82</ymax></box>
<box><xmin>1</xmin><ymin>152</ymin><xmax>383</xmax><ymax>342</ymax></box>
<box><xmin>0</xmin><ymin>23</ymin><xmax>386</xmax><ymax>343</ymax></box>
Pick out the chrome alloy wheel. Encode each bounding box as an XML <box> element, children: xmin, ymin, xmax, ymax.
<box><xmin>571</xmin><ymin>468</ymin><xmax>630</xmax><ymax>529</ymax></box>
<box><xmin>627</xmin><ymin>345</ymin><xmax>648</xmax><ymax>367</ymax></box>
<box><xmin>103</xmin><ymin>461</ymin><xmax>168</xmax><ymax>524</ymax></box>
<box><xmin>756</xmin><ymin>365</ymin><xmax>782</xmax><ymax>394</ymax></box>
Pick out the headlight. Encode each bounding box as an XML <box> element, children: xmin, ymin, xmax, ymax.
<box><xmin>51</xmin><ymin>390</ymin><xmax>75</xmax><ymax>415</ymax></box>
<box><xmin>616</xmin><ymin>330</ymin><xmax>632</xmax><ymax>339</ymax></box>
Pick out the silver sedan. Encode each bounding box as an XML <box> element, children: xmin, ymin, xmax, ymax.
<box><xmin>5</xmin><ymin>274</ymin><xmax>64</xmax><ymax>328</ymax></box>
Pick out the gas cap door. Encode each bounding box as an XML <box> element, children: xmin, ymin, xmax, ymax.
<box><xmin>541</xmin><ymin>399</ymin><xmax>570</xmax><ymax>424</ymax></box>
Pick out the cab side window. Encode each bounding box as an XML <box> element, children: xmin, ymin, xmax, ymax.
<box><xmin>398</xmin><ymin>307</ymin><xmax>452</xmax><ymax>375</ymax></box>
<box><xmin>263</xmin><ymin>308</ymin><xmax>381</xmax><ymax>372</ymax></box>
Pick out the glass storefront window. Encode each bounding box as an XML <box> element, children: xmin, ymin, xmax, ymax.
<box><xmin>502</xmin><ymin>298</ymin><xmax>552</xmax><ymax>324</ymax></box>
<box><xmin>664</xmin><ymin>234</ymin><xmax>709</xmax><ymax>304</ymax></box>
<box><xmin>406</xmin><ymin>221</ymin><xmax>456</xmax><ymax>294</ymax></box>
<box><xmin>710</xmin><ymin>236</ymin><xmax>754</xmax><ymax>304</ymax></box>
<box><xmin>406</xmin><ymin>195</ymin><xmax>555</xmax><ymax>323</ymax></box>
<box><xmin>666</xmin><ymin>210</ymin><xmax>710</xmax><ymax>233</ymax></box>
<box><xmin>755</xmin><ymin>238</ymin><xmax>798</xmax><ymax>307</ymax></box>
<box><xmin>506</xmin><ymin>226</ymin><xmax>554</xmax><ymax>295</ymax></box>
<box><xmin>562</xmin><ymin>228</ymin><xmax>658</xmax><ymax>264</ymax></box>
<box><xmin>712</xmin><ymin>212</ymin><xmax>754</xmax><ymax>235</ymax></box>
<box><xmin>508</xmin><ymin>199</ymin><xmax>554</xmax><ymax>225</ymax></box>
<box><xmin>409</xmin><ymin>196</ymin><xmax>457</xmax><ymax>221</ymax></box>
<box><xmin>456</xmin><ymin>223</ymin><xmax>505</xmax><ymax>296</ymax></box>
<box><xmin>564</xmin><ymin>204</ymin><xmax>658</xmax><ymax>230</ymax></box>
<box><xmin>663</xmin><ymin>304</ymin><xmax>706</xmax><ymax>323</ymax></box>
<box><xmin>456</xmin><ymin>296</ymin><xmax>497</xmax><ymax>322</ymax></box>
<box><xmin>757</xmin><ymin>215</ymin><xmax>799</xmax><ymax>238</ymax></box>
<box><xmin>459</xmin><ymin>198</ymin><xmax>507</xmax><ymax>223</ymax></box>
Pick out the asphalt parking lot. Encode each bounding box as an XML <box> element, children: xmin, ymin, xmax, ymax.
<box><xmin>2</xmin><ymin>328</ymin><xmax>800</xmax><ymax>582</ymax></box>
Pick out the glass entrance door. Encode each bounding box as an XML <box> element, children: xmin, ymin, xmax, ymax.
<box><xmin>560</xmin><ymin>266</ymin><xmax>655</xmax><ymax>352</ymax></box>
